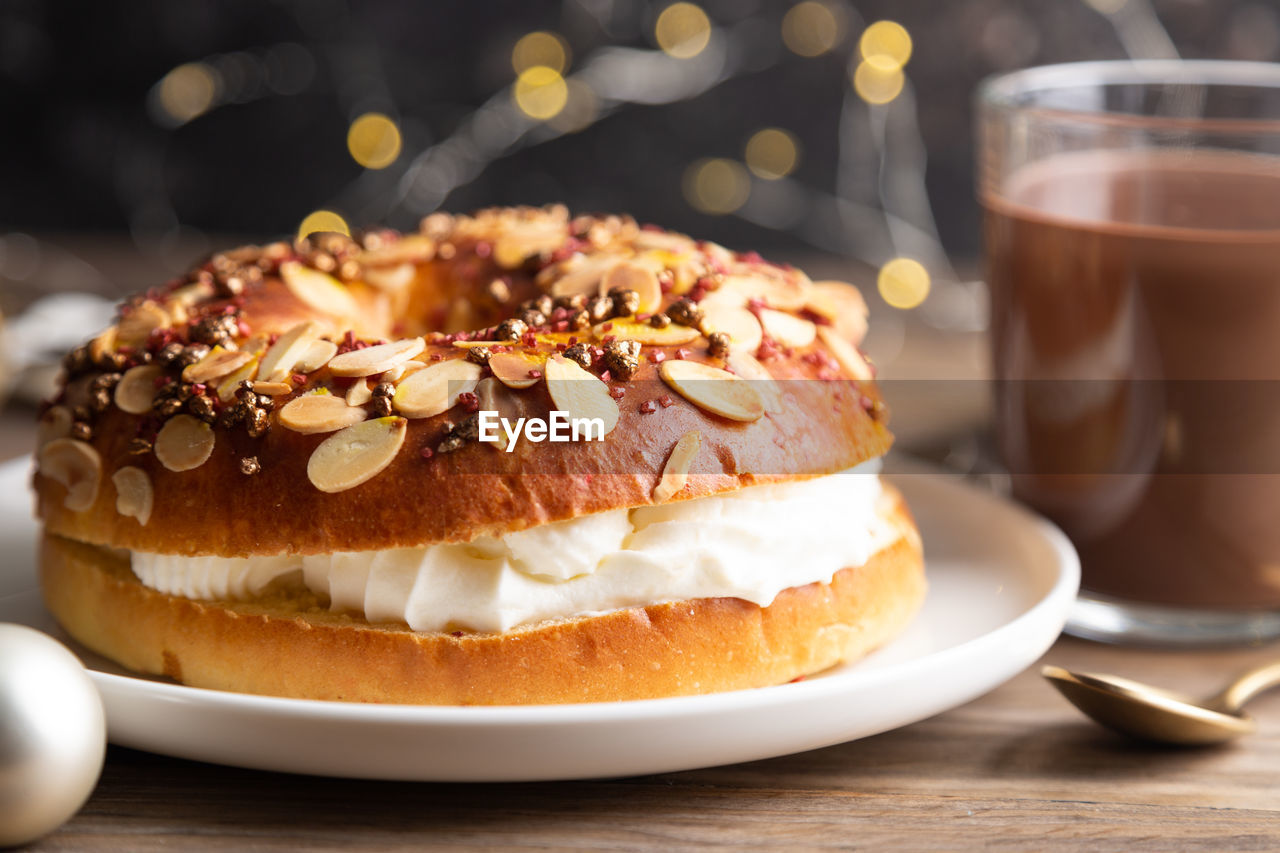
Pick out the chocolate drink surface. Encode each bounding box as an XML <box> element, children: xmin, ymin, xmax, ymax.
<box><xmin>986</xmin><ymin>149</ymin><xmax>1280</xmax><ymax>608</ymax></box>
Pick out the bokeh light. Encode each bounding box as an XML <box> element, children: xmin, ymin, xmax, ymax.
<box><xmin>155</xmin><ymin>63</ymin><xmax>219</xmax><ymax>125</ymax></box>
<box><xmin>297</xmin><ymin>210</ymin><xmax>351</xmax><ymax>242</ymax></box>
<box><xmin>683</xmin><ymin>158</ymin><xmax>750</xmax><ymax>215</ymax></box>
<box><xmin>877</xmin><ymin>258</ymin><xmax>931</xmax><ymax>309</ymax></box>
<box><xmin>655</xmin><ymin>3</ymin><xmax>712</xmax><ymax>59</ymax></box>
<box><xmin>512</xmin><ymin>31</ymin><xmax>570</xmax><ymax>75</ymax></box>
<box><xmin>514</xmin><ymin>66</ymin><xmax>569</xmax><ymax>120</ymax></box>
<box><xmin>548</xmin><ymin>80</ymin><xmax>600</xmax><ymax>134</ymax></box>
<box><xmin>781</xmin><ymin>1</ymin><xmax>841</xmax><ymax>57</ymax></box>
<box><xmin>859</xmin><ymin>20</ymin><xmax>912</xmax><ymax>68</ymax></box>
<box><xmin>744</xmin><ymin>128</ymin><xmax>800</xmax><ymax>180</ymax></box>
<box><xmin>852</xmin><ymin>56</ymin><xmax>905</xmax><ymax>104</ymax></box>
<box><xmin>346</xmin><ymin>113</ymin><xmax>402</xmax><ymax>170</ymax></box>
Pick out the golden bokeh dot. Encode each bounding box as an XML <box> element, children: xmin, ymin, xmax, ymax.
<box><xmin>512</xmin><ymin>31</ymin><xmax>570</xmax><ymax>74</ymax></box>
<box><xmin>744</xmin><ymin>128</ymin><xmax>800</xmax><ymax>180</ymax></box>
<box><xmin>548</xmin><ymin>79</ymin><xmax>599</xmax><ymax>133</ymax></box>
<box><xmin>853</xmin><ymin>56</ymin><xmax>905</xmax><ymax>104</ymax></box>
<box><xmin>781</xmin><ymin>1</ymin><xmax>840</xmax><ymax>57</ymax></box>
<box><xmin>346</xmin><ymin>113</ymin><xmax>403</xmax><ymax>170</ymax></box>
<box><xmin>655</xmin><ymin>3</ymin><xmax>712</xmax><ymax>59</ymax></box>
<box><xmin>157</xmin><ymin>63</ymin><xmax>218</xmax><ymax>124</ymax></box>
<box><xmin>514</xmin><ymin>66</ymin><xmax>569</xmax><ymax>120</ymax></box>
<box><xmin>859</xmin><ymin>20</ymin><xmax>912</xmax><ymax>68</ymax></box>
<box><xmin>683</xmin><ymin>158</ymin><xmax>750</xmax><ymax>215</ymax></box>
<box><xmin>297</xmin><ymin>210</ymin><xmax>351</xmax><ymax>243</ymax></box>
<box><xmin>877</xmin><ymin>258</ymin><xmax>931</xmax><ymax>309</ymax></box>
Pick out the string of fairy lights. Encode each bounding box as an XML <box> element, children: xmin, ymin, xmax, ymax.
<box><xmin>2</xmin><ymin>0</ymin><xmax>1179</xmax><ymax>329</ymax></box>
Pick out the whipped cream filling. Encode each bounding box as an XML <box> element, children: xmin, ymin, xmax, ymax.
<box><xmin>131</xmin><ymin>461</ymin><xmax>898</xmax><ymax>633</ymax></box>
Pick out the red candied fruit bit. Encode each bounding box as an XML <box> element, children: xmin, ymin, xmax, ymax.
<box><xmin>650</xmin><ymin>351</ymin><xmax>666</xmax><ymax>364</ymax></box>
<box><xmin>658</xmin><ymin>394</ymin><xmax>674</xmax><ymax>408</ymax></box>
<box><xmin>527</xmin><ymin>369</ymin><xmax>543</xmax><ymax>379</ymax></box>
<box><xmin>599</xmin><ymin>370</ymin><xmax>612</xmax><ymax>382</ymax></box>
<box><xmin>474</xmin><ymin>241</ymin><xmax>492</xmax><ymax>258</ymax></box>
<box><xmin>521</xmin><ymin>330</ymin><xmax>537</xmax><ymax>348</ymax></box>
<box><xmin>608</xmin><ymin>386</ymin><xmax>625</xmax><ymax>400</ymax></box>
<box><xmin>639</xmin><ymin>400</ymin><xmax>658</xmax><ymax>414</ymax></box>
<box><xmin>420</xmin><ymin>445</ymin><xmax>435</xmax><ymax>459</ymax></box>
<box><xmin>291</xmin><ymin>373</ymin><xmax>307</xmax><ymax>386</ymax></box>
<box><xmin>457</xmin><ymin>391</ymin><xmax>481</xmax><ymax>413</ymax></box>
<box><xmin>675</xmin><ymin>348</ymin><xmax>690</xmax><ymax>360</ymax></box>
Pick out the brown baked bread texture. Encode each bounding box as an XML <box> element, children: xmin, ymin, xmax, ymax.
<box><xmin>33</xmin><ymin>205</ymin><xmax>924</xmax><ymax>704</ymax></box>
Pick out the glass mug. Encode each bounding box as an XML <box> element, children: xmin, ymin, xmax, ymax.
<box><xmin>978</xmin><ymin>61</ymin><xmax>1280</xmax><ymax>644</ymax></box>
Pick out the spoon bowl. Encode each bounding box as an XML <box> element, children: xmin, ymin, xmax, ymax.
<box><xmin>1043</xmin><ymin>665</ymin><xmax>1258</xmax><ymax>746</ymax></box>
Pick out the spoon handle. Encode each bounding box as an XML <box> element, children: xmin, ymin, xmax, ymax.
<box><xmin>1213</xmin><ymin>660</ymin><xmax>1280</xmax><ymax>713</ymax></box>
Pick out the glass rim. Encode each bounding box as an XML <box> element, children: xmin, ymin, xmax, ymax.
<box><xmin>978</xmin><ymin>60</ymin><xmax>1280</xmax><ymax>134</ymax></box>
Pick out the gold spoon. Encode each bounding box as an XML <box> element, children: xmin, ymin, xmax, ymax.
<box><xmin>1042</xmin><ymin>661</ymin><xmax>1280</xmax><ymax>746</ymax></box>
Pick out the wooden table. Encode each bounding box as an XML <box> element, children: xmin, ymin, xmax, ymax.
<box><xmin>8</xmin><ymin>407</ymin><xmax>1280</xmax><ymax>850</ymax></box>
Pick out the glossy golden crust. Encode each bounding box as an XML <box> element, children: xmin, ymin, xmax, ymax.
<box><xmin>40</xmin><ymin>487</ymin><xmax>924</xmax><ymax>705</ymax></box>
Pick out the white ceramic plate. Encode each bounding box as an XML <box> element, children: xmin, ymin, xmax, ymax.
<box><xmin>0</xmin><ymin>456</ymin><xmax>1078</xmax><ymax>781</ymax></box>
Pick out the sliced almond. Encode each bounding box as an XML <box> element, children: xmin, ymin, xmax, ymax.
<box><xmin>489</xmin><ymin>352</ymin><xmax>546</xmax><ymax>389</ymax></box>
<box><xmin>115</xmin><ymin>364</ymin><xmax>165</xmax><ymax>414</ymax></box>
<box><xmin>380</xmin><ymin>364</ymin><xmax>406</xmax><ymax>383</ymax></box>
<box><xmin>393</xmin><ymin>359</ymin><xmax>483</xmax><ymax>418</ymax></box>
<box><xmin>280</xmin><ymin>261</ymin><xmax>360</xmax><ymax>317</ymax></box>
<box><xmin>154</xmin><ymin>414</ymin><xmax>216</xmax><ymax>472</ymax></box>
<box><xmin>653</xmin><ymin>431</ymin><xmax>702</xmax><ymax>503</ymax></box>
<box><xmin>112</xmin><ymin>466</ymin><xmax>153</xmax><ymax>526</ymax></box>
<box><xmin>327</xmin><ymin>337</ymin><xmax>424</xmax><ymax>377</ymax></box>
<box><xmin>216</xmin><ymin>356</ymin><xmax>260</xmax><ymax>403</ymax></box>
<box><xmin>258</xmin><ymin>321</ymin><xmax>319</xmax><ymax>382</ymax></box>
<box><xmin>632</xmin><ymin>230</ymin><xmax>696</xmax><ymax>254</ymax></box>
<box><xmin>602</xmin><ymin>263</ymin><xmax>662</xmax><ymax>313</ymax></box>
<box><xmin>547</xmin><ymin>252</ymin><xmax>629</xmax><ymax>298</ymax></box>
<box><xmin>396</xmin><ymin>361</ymin><xmax>427</xmax><ymax>380</ymax></box>
<box><xmin>451</xmin><ymin>340</ymin><xmax>506</xmax><ymax>349</ymax></box>
<box><xmin>816</xmin><ymin>325</ymin><xmax>873</xmax><ymax>381</ymax></box>
<box><xmin>88</xmin><ymin>326</ymin><xmax>118</xmax><ymax>364</ymax></box>
<box><xmin>544</xmin><ymin>355</ymin><xmax>620</xmax><ymax>437</ymax></box>
<box><xmin>726</xmin><ymin>350</ymin><xmax>783</xmax><ymax>415</ymax></box>
<box><xmin>118</xmin><ymin>301</ymin><xmax>171</xmax><ymax>346</ymax></box>
<box><xmin>182</xmin><ymin>347</ymin><xmax>254</xmax><ymax>385</ymax></box>
<box><xmin>720</xmin><ymin>272</ymin><xmax>810</xmax><ymax>311</ymax></box>
<box><xmin>758</xmin><ymin>308</ymin><xmax>816</xmax><ymax>348</ymax></box>
<box><xmin>358</xmin><ymin>234</ymin><xmax>435</xmax><ymax>267</ymax></box>
<box><xmin>281</xmin><ymin>392</ymin><xmax>368</xmax><ymax>434</ymax></box>
<box><xmin>345</xmin><ymin>379</ymin><xmax>373</xmax><ymax>407</ymax></box>
<box><xmin>38</xmin><ymin>438</ymin><xmax>102</xmax><ymax>512</ymax></box>
<box><xmin>168</xmin><ymin>280</ymin><xmax>216</xmax><ymax>307</ymax></box>
<box><xmin>700</xmin><ymin>305</ymin><xmax>763</xmax><ymax>353</ymax></box>
<box><xmin>659</xmin><ymin>360</ymin><xmax>764</xmax><ymax>422</ymax></box>
<box><xmin>295</xmin><ymin>339</ymin><xmax>339</xmax><ymax>373</ymax></box>
<box><xmin>252</xmin><ymin>381</ymin><xmax>293</xmax><ymax>396</ymax></box>
<box><xmin>808</xmin><ymin>281</ymin><xmax>869</xmax><ymax>344</ymax></box>
<box><xmin>493</xmin><ymin>223</ymin><xmax>567</xmax><ymax>269</ymax></box>
<box><xmin>37</xmin><ymin>405</ymin><xmax>73</xmax><ymax>448</ymax></box>
<box><xmin>592</xmin><ymin>320</ymin><xmax>700</xmax><ymax>347</ymax></box>
<box><xmin>307</xmin><ymin>417</ymin><xmax>407</xmax><ymax>493</ymax></box>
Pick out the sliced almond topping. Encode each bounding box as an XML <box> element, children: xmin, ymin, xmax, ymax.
<box><xmin>816</xmin><ymin>325</ymin><xmax>873</xmax><ymax>381</ymax></box>
<box><xmin>653</xmin><ymin>431</ymin><xmax>702</xmax><ymax>503</ymax></box>
<box><xmin>700</xmin><ymin>305</ymin><xmax>763</xmax><ymax>353</ymax></box>
<box><xmin>37</xmin><ymin>405</ymin><xmax>73</xmax><ymax>448</ymax></box>
<box><xmin>489</xmin><ymin>352</ymin><xmax>547</xmax><ymax>389</ymax></box>
<box><xmin>327</xmin><ymin>337</ymin><xmax>425</xmax><ymax>377</ymax></box>
<box><xmin>758</xmin><ymin>308</ymin><xmax>816</xmax><ymax>348</ymax></box>
<box><xmin>548</xmin><ymin>252</ymin><xmax>629</xmax><ymax>298</ymax></box>
<box><xmin>115</xmin><ymin>364</ymin><xmax>165</xmax><ymax>414</ymax></box>
<box><xmin>358</xmin><ymin>234</ymin><xmax>435</xmax><ymax>267</ymax></box>
<box><xmin>494</xmin><ymin>223</ymin><xmax>567</xmax><ymax>269</ymax></box>
<box><xmin>118</xmin><ymin>301</ymin><xmax>171</xmax><ymax>346</ymax></box>
<box><xmin>182</xmin><ymin>347</ymin><xmax>254</xmax><ymax>385</ymax></box>
<box><xmin>168</xmin><ymin>280</ymin><xmax>216</xmax><ymax>307</ymax></box>
<box><xmin>258</xmin><ymin>321</ymin><xmax>319</xmax><ymax>382</ymax></box>
<box><xmin>252</xmin><ymin>381</ymin><xmax>293</xmax><ymax>396</ymax></box>
<box><xmin>38</xmin><ymin>438</ymin><xmax>102</xmax><ymax>512</ymax></box>
<box><xmin>345</xmin><ymin>379</ymin><xmax>373</xmax><ymax>407</ymax></box>
<box><xmin>381</xmin><ymin>364</ymin><xmax>406</xmax><ymax>383</ymax></box>
<box><xmin>808</xmin><ymin>280</ymin><xmax>869</xmax><ymax>344</ymax></box>
<box><xmin>295</xmin><ymin>339</ymin><xmax>338</xmax><ymax>373</ymax></box>
<box><xmin>112</xmin><ymin>466</ymin><xmax>153</xmax><ymax>526</ymax></box>
<box><xmin>154</xmin><ymin>414</ymin><xmax>216</xmax><ymax>472</ymax></box>
<box><xmin>451</xmin><ymin>340</ymin><xmax>505</xmax><ymax>349</ymax></box>
<box><xmin>592</xmin><ymin>320</ymin><xmax>700</xmax><ymax>347</ymax></box>
<box><xmin>720</xmin><ymin>272</ymin><xmax>810</xmax><ymax>311</ymax></box>
<box><xmin>280</xmin><ymin>261</ymin><xmax>360</xmax><ymax>317</ymax></box>
<box><xmin>659</xmin><ymin>359</ymin><xmax>764</xmax><ymax>422</ymax></box>
<box><xmin>632</xmin><ymin>230</ymin><xmax>696</xmax><ymax>254</ymax></box>
<box><xmin>544</xmin><ymin>355</ymin><xmax>620</xmax><ymax>437</ymax></box>
<box><xmin>393</xmin><ymin>359</ymin><xmax>483</xmax><ymax>418</ymax></box>
<box><xmin>281</xmin><ymin>392</ymin><xmax>368</xmax><ymax>434</ymax></box>
<box><xmin>602</xmin><ymin>262</ymin><xmax>662</xmax><ymax>313</ymax></box>
<box><xmin>216</xmin><ymin>356</ymin><xmax>260</xmax><ymax>403</ymax></box>
<box><xmin>88</xmin><ymin>326</ymin><xmax>118</xmax><ymax>363</ymax></box>
<box><xmin>307</xmin><ymin>417</ymin><xmax>407</xmax><ymax>493</ymax></box>
<box><xmin>363</xmin><ymin>262</ymin><xmax>415</xmax><ymax>292</ymax></box>
<box><xmin>726</xmin><ymin>350</ymin><xmax>783</xmax><ymax>414</ymax></box>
